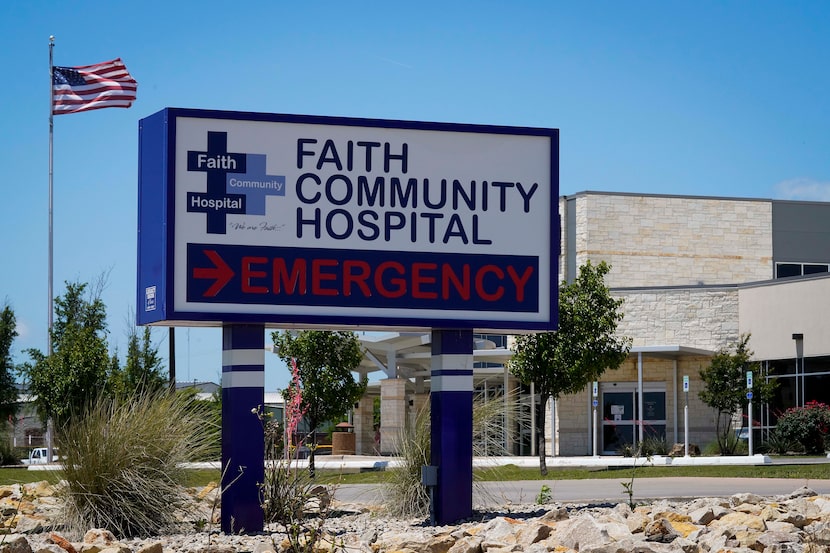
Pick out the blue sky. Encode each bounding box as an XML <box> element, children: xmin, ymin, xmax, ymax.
<box><xmin>2</xmin><ymin>1</ymin><xmax>829</xmax><ymax>392</ymax></box>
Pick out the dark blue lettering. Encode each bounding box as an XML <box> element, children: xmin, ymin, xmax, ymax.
<box><xmin>318</xmin><ymin>139</ymin><xmax>343</xmax><ymax>170</ymax></box>
<box><xmin>490</xmin><ymin>181</ymin><xmax>514</xmax><ymax>212</ymax></box>
<box><xmin>453</xmin><ymin>179</ymin><xmax>475</xmax><ymax>210</ymax></box>
<box><xmin>357</xmin><ymin>210</ymin><xmax>380</xmax><ymax>240</ymax></box>
<box><xmin>326</xmin><ymin>209</ymin><xmax>353</xmax><ymax>239</ymax></box>
<box><xmin>391</xmin><ymin>177</ymin><xmax>417</xmax><ymax>208</ymax></box>
<box><xmin>357</xmin><ymin>141</ymin><xmax>380</xmax><ymax>171</ymax></box>
<box><xmin>296</xmin><ymin>207</ymin><xmax>322</xmax><ymax>239</ymax></box>
<box><xmin>419</xmin><ymin>212</ymin><xmax>442</xmax><ymax>243</ymax></box>
<box><xmin>357</xmin><ymin>176</ymin><xmax>385</xmax><ymax>206</ymax></box>
<box><xmin>384</xmin><ymin>142</ymin><xmax>408</xmax><ymax>173</ymax></box>
<box><xmin>296</xmin><ymin>173</ymin><xmax>321</xmax><ymax>204</ymax></box>
<box><xmin>325</xmin><ymin>175</ymin><xmax>353</xmax><ymax>206</ymax></box>
<box><xmin>423</xmin><ymin>178</ymin><xmax>447</xmax><ymax>210</ymax></box>
<box><xmin>384</xmin><ymin>212</ymin><xmax>406</xmax><ymax>241</ymax></box>
<box><xmin>443</xmin><ymin>213</ymin><xmax>468</xmax><ymax>244</ymax></box>
<box><xmin>297</xmin><ymin>138</ymin><xmax>317</xmax><ymax>168</ymax></box>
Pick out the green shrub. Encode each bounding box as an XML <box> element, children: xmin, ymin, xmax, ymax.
<box><xmin>702</xmin><ymin>433</ymin><xmax>747</xmax><ymax>456</ymax></box>
<box><xmin>640</xmin><ymin>435</ymin><xmax>670</xmax><ymax>456</ymax></box>
<box><xmin>773</xmin><ymin>401</ymin><xmax>830</xmax><ymax>455</ymax></box>
<box><xmin>760</xmin><ymin>430</ymin><xmax>798</xmax><ymax>455</ymax></box>
<box><xmin>56</xmin><ymin>390</ymin><xmax>219</xmax><ymax>537</ymax></box>
<box><xmin>0</xmin><ymin>436</ymin><xmax>21</xmax><ymax>466</ymax></box>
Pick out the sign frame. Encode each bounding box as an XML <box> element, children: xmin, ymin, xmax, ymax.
<box><xmin>137</xmin><ymin>108</ymin><xmax>559</xmax><ymax>332</ymax></box>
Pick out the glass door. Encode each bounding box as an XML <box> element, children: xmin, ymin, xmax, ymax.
<box><xmin>600</xmin><ymin>384</ymin><xmax>666</xmax><ymax>454</ymax></box>
<box><xmin>602</xmin><ymin>389</ymin><xmax>635</xmax><ymax>454</ymax></box>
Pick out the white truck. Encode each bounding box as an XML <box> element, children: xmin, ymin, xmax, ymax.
<box><xmin>21</xmin><ymin>448</ymin><xmax>59</xmax><ymax>465</ymax></box>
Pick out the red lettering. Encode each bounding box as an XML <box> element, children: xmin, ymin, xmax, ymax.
<box><xmin>312</xmin><ymin>259</ymin><xmax>339</xmax><ymax>296</ymax></box>
<box><xmin>273</xmin><ymin>258</ymin><xmax>307</xmax><ymax>294</ymax></box>
<box><xmin>475</xmin><ymin>265</ymin><xmax>505</xmax><ymax>301</ymax></box>
<box><xmin>241</xmin><ymin>256</ymin><xmax>269</xmax><ymax>294</ymax></box>
<box><xmin>375</xmin><ymin>261</ymin><xmax>407</xmax><ymax>298</ymax></box>
<box><xmin>343</xmin><ymin>260</ymin><xmax>372</xmax><ymax>297</ymax></box>
<box><xmin>411</xmin><ymin>262</ymin><xmax>438</xmax><ymax>299</ymax></box>
<box><xmin>507</xmin><ymin>265</ymin><xmax>534</xmax><ymax>302</ymax></box>
<box><xmin>228</xmin><ymin>251</ymin><xmax>534</xmax><ymax>309</ymax></box>
<box><xmin>442</xmin><ymin>263</ymin><xmax>470</xmax><ymax>300</ymax></box>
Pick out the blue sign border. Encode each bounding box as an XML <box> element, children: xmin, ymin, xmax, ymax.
<box><xmin>137</xmin><ymin>108</ymin><xmax>559</xmax><ymax>331</ymax></box>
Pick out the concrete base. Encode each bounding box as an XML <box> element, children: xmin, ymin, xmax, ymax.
<box><xmin>670</xmin><ymin>454</ymin><xmax>772</xmax><ymax>466</ymax></box>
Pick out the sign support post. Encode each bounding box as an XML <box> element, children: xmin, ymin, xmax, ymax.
<box><xmin>683</xmin><ymin>375</ymin><xmax>690</xmax><ymax>457</ymax></box>
<box><xmin>746</xmin><ymin>371</ymin><xmax>754</xmax><ymax>456</ymax></box>
<box><xmin>591</xmin><ymin>381</ymin><xmax>599</xmax><ymax>457</ymax></box>
<box><xmin>430</xmin><ymin>329</ymin><xmax>473</xmax><ymax>525</ymax></box>
<box><xmin>221</xmin><ymin>323</ymin><xmax>265</xmax><ymax>533</ymax></box>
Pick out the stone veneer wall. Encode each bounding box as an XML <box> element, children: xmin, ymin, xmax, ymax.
<box><xmin>380</xmin><ymin>378</ymin><xmax>411</xmax><ymax>455</ymax></box>
<box><xmin>614</xmin><ymin>287</ymin><xmax>740</xmax><ymax>350</ymax></box>
<box><xmin>566</xmin><ymin>193</ymin><xmax>773</xmax><ymax>288</ymax></box>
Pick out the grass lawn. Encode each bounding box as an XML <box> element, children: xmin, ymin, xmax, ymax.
<box><xmin>2</xmin><ymin>459</ymin><xmax>827</xmax><ymax>488</ymax></box>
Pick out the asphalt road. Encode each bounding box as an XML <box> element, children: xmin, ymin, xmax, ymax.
<box><xmin>334</xmin><ymin>476</ymin><xmax>830</xmax><ymax>507</ymax></box>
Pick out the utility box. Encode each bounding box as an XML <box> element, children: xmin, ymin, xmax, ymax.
<box><xmin>331</xmin><ymin>422</ymin><xmax>356</xmax><ymax>455</ymax></box>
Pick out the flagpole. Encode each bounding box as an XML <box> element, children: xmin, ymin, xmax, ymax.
<box><xmin>48</xmin><ymin>36</ymin><xmax>55</xmax><ymax>356</ymax></box>
<box><xmin>46</xmin><ymin>36</ymin><xmax>55</xmax><ymax>464</ymax></box>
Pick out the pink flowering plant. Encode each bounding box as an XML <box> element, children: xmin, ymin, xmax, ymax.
<box><xmin>772</xmin><ymin>400</ymin><xmax>830</xmax><ymax>455</ymax></box>
<box><xmin>284</xmin><ymin>357</ymin><xmax>308</xmax><ymax>457</ymax></box>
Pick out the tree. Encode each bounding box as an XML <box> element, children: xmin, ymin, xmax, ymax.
<box><xmin>109</xmin><ymin>326</ymin><xmax>166</xmax><ymax>397</ymax></box>
<box><xmin>699</xmin><ymin>333</ymin><xmax>776</xmax><ymax>454</ymax></box>
<box><xmin>510</xmin><ymin>261</ymin><xmax>631</xmax><ymax>475</ymax></box>
<box><xmin>22</xmin><ymin>281</ymin><xmax>111</xmax><ymax>426</ymax></box>
<box><xmin>0</xmin><ymin>303</ymin><xmax>20</xmax><ymax>423</ymax></box>
<box><xmin>272</xmin><ymin>330</ymin><xmax>366</xmax><ymax>477</ymax></box>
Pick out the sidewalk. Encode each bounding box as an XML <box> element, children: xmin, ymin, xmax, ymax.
<box><xmin>311</xmin><ymin>453</ymin><xmax>780</xmax><ymax>471</ymax></box>
<box><xmin>34</xmin><ymin>453</ymin><xmax>829</xmax><ymax>472</ymax></box>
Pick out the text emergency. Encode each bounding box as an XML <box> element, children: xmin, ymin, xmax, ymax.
<box><xmin>187</xmin><ymin>243</ymin><xmax>539</xmax><ymax>312</ymax></box>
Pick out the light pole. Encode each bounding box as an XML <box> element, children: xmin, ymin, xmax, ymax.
<box><xmin>792</xmin><ymin>333</ymin><xmax>804</xmax><ymax>408</ymax></box>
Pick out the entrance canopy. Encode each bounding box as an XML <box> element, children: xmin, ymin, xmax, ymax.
<box><xmin>356</xmin><ymin>332</ymin><xmax>513</xmax><ymax>380</ymax></box>
<box><xmin>630</xmin><ymin>344</ymin><xmax>716</xmax><ymax>360</ymax></box>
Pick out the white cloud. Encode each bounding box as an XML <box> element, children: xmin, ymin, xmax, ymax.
<box><xmin>774</xmin><ymin>177</ymin><xmax>830</xmax><ymax>202</ymax></box>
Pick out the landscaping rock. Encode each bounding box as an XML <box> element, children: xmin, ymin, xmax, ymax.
<box><xmin>2</xmin><ymin>481</ymin><xmax>830</xmax><ymax>552</ymax></box>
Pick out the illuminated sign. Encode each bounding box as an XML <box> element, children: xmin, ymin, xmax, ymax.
<box><xmin>137</xmin><ymin>108</ymin><xmax>558</xmax><ymax>331</ymax></box>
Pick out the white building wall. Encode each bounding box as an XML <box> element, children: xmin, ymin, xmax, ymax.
<box><xmin>739</xmin><ymin>274</ymin><xmax>830</xmax><ymax>360</ymax></box>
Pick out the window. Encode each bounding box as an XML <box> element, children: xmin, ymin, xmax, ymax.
<box><xmin>775</xmin><ymin>262</ymin><xmax>830</xmax><ymax>278</ymax></box>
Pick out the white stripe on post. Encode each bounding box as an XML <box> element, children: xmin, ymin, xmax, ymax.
<box><xmin>222</xmin><ymin>370</ymin><xmax>265</xmax><ymax>389</ymax></box>
<box><xmin>222</xmin><ymin>348</ymin><xmax>265</xmax><ymax>366</ymax></box>
<box><xmin>431</xmin><ymin>374</ymin><xmax>473</xmax><ymax>393</ymax></box>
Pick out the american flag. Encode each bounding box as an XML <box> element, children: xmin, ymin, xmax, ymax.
<box><xmin>52</xmin><ymin>58</ymin><xmax>137</xmax><ymax>115</ymax></box>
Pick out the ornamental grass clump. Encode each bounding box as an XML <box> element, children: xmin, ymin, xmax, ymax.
<box><xmin>383</xmin><ymin>404</ymin><xmax>431</xmax><ymax>518</ymax></box>
<box><xmin>56</xmin><ymin>390</ymin><xmax>219</xmax><ymax>537</ymax></box>
<box><xmin>384</xmin><ymin>390</ymin><xmax>529</xmax><ymax>518</ymax></box>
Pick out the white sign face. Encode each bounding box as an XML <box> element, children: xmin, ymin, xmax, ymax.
<box><xmin>682</xmin><ymin>375</ymin><xmax>690</xmax><ymax>393</ymax></box>
<box><xmin>138</xmin><ymin>109</ymin><xmax>558</xmax><ymax>331</ymax></box>
<box><xmin>746</xmin><ymin>371</ymin><xmax>753</xmax><ymax>389</ymax></box>
<box><xmin>592</xmin><ymin>381</ymin><xmax>598</xmax><ymax>397</ymax></box>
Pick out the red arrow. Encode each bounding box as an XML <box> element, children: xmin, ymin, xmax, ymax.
<box><xmin>193</xmin><ymin>249</ymin><xmax>234</xmax><ymax>297</ymax></box>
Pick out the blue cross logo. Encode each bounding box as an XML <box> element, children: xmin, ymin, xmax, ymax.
<box><xmin>227</xmin><ymin>154</ymin><xmax>285</xmax><ymax>215</ymax></box>
<box><xmin>186</xmin><ymin>131</ymin><xmax>285</xmax><ymax>234</ymax></box>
